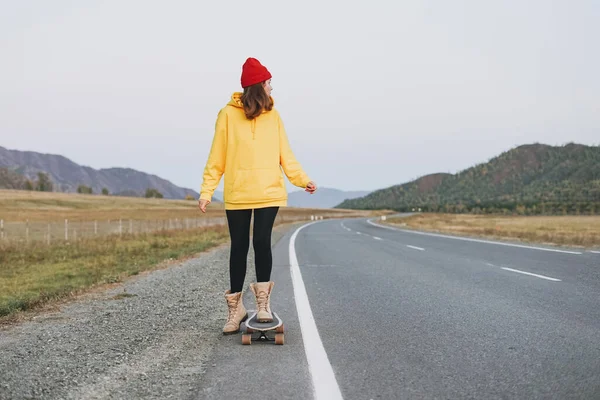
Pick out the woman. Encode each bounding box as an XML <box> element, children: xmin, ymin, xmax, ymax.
<box><xmin>198</xmin><ymin>57</ymin><xmax>316</xmax><ymax>334</ymax></box>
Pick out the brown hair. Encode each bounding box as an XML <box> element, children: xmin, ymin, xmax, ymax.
<box><xmin>241</xmin><ymin>82</ymin><xmax>273</xmax><ymax>120</ymax></box>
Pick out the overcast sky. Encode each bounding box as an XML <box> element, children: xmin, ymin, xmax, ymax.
<box><xmin>1</xmin><ymin>0</ymin><xmax>598</xmax><ymax>193</ymax></box>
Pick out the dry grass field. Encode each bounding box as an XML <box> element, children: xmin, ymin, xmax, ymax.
<box><xmin>0</xmin><ymin>225</ymin><xmax>230</xmax><ymax>319</ymax></box>
<box><xmin>386</xmin><ymin>213</ymin><xmax>600</xmax><ymax>248</ymax></box>
<box><xmin>0</xmin><ymin>189</ymin><xmax>378</xmax><ymax>320</ymax></box>
<box><xmin>0</xmin><ymin>190</ymin><xmax>376</xmax><ymax>243</ymax></box>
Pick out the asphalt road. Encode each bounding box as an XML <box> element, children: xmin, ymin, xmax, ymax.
<box><xmin>197</xmin><ymin>217</ymin><xmax>600</xmax><ymax>400</ymax></box>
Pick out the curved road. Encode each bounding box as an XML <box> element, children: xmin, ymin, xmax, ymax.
<box><xmin>198</xmin><ymin>217</ymin><xmax>600</xmax><ymax>399</ymax></box>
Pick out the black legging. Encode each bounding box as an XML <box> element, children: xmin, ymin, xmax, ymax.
<box><xmin>226</xmin><ymin>207</ymin><xmax>279</xmax><ymax>293</ymax></box>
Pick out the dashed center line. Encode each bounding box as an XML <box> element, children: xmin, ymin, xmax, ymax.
<box><xmin>340</xmin><ymin>222</ymin><xmax>352</xmax><ymax>232</ymax></box>
<box><xmin>590</xmin><ymin>251</ymin><xmax>600</xmax><ymax>254</ymax></box>
<box><xmin>501</xmin><ymin>267</ymin><xmax>561</xmax><ymax>282</ymax></box>
<box><xmin>407</xmin><ymin>245</ymin><xmax>425</xmax><ymax>251</ymax></box>
<box><xmin>486</xmin><ymin>262</ymin><xmax>561</xmax><ymax>282</ymax></box>
<box><xmin>373</xmin><ymin>236</ymin><xmax>382</xmax><ymax>241</ymax></box>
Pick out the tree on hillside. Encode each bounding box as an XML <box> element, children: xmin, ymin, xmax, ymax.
<box><xmin>102</xmin><ymin>188</ymin><xmax>109</xmax><ymax>195</ymax></box>
<box><xmin>77</xmin><ymin>185</ymin><xmax>93</xmax><ymax>194</ymax></box>
<box><xmin>35</xmin><ymin>172</ymin><xmax>53</xmax><ymax>192</ymax></box>
<box><xmin>185</xmin><ymin>194</ymin><xmax>195</xmax><ymax>200</ymax></box>
<box><xmin>145</xmin><ymin>188</ymin><xmax>163</xmax><ymax>198</ymax></box>
<box><xmin>0</xmin><ymin>167</ymin><xmax>30</xmax><ymax>190</ymax></box>
<box><xmin>24</xmin><ymin>180</ymin><xmax>34</xmax><ymax>190</ymax></box>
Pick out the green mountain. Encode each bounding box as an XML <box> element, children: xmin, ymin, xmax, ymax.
<box><xmin>335</xmin><ymin>143</ymin><xmax>600</xmax><ymax>215</ymax></box>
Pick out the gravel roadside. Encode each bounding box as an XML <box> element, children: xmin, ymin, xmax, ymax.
<box><xmin>0</xmin><ymin>222</ymin><xmax>301</xmax><ymax>400</ymax></box>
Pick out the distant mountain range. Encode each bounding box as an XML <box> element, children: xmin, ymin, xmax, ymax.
<box><xmin>0</xmin><ymin>146</ymin><xmax>199</xmax><ymax>199</ymax></box>
<box><xmin>287</xmin><ymin>187</ymin><xmax>370</xmax><ymax>208</ymax></box>
<box><xmin>336</xmin><ymin>143</ymin><xmax>600</xmax><ymax>214</ymax></box>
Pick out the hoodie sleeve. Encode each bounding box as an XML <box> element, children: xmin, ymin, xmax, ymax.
<box><xmin>199</xmin><ymin>109</ymin><xmax>227</xmax><ymax>201</ymax></box>
<box><xmin>278</xmin><ymin>113</ymin><xmax>311</xmax><ymax>188</ymax></box>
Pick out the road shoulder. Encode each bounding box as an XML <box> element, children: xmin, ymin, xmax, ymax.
<box><xmin>0</xmin><ymin>222</ymin><xmax>302</xmax><ymax>400</ymax></box>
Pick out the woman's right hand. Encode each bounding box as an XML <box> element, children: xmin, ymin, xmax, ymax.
<box><xmin>305</xmin><ymin>181</ymin><xmax>317</xmax><ymax>194</ymax></box>
<box><xmin>198</xmin><ymin>199</ymin><xmax>210</xmax><ymax>213</ymax></box>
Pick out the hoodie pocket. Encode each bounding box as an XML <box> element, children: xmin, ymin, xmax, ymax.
<box><xmin>229</xmin><ymin>167</ymin><xmax>285</xmax><ymax>203</ymax></box>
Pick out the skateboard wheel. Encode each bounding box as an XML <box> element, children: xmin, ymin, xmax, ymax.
<box><xmin>242</xmin><ymin>334</ymin><xmax>252</xmax><ymax>345</ymax></box>
<box><xmin>276</xmin><ymin>324</ymin><xmax>284</xmax><ymax>334</ymax></box>
<box><xmin>275</xmin><ymin>333</ymin><xmax>284</xmax><ymax>345</ymax></box>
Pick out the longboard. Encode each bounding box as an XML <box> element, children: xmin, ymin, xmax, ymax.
<box><xmin>242</xmin><ymin>311</ymin><xmax>285</xmax><ymax>345</ymax></box>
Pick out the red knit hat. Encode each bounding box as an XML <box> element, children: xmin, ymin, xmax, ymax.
<box><xmin>241</xmin><ymin>57</ymin><xmax>272</xmax><ymax>88</ymax></box>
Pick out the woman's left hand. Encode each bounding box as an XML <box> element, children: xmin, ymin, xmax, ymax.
<box><xmin>198</xmin><ymin>199</ymin><xmax>210</xmax><ymax>213</ymax></box>
<box><xmin>305</xmin><ymin>181</ymin><xmax>317</xmax><ymax>194</ymax></box>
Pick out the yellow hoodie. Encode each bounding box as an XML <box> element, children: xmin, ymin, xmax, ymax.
<box><xmin>199</xmin><ymin>92</ymin><xmax>311</xmax><ymax>210</ymax></box>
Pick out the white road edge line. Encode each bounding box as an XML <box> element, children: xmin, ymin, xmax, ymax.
<box><xmin>590</xmin><ymin>251</ymin><xmax>600</xmax><ymax>254</ymax></box>
<box><xmin>501</xmin><ymin>267</ymin><xmax>561</xmax><ymax>282</ymax></box>
<box><xmin>407</xmin><ymin>245</ymin><xmax>425</xmax><ymax>251</ymax></box>
<box><xmin>290</xmin><ymin>222</ymin><xmax>344</xmax><ymax>400</ymax></box>
<box><xmin>367</xmin><ymin>219</ymin><xmax>583</xmax><ymax>255</ymax></box>
<box><xmin>373</xmin><ymin>236</ymin><xmax>382</xmax><ymax>241</ymax></box>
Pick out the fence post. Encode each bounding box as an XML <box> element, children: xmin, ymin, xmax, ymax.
<box><xmin>65</xmin><ymin>219</ymin><xmax>68</xmax><ymax>241</ymax></box>
<box><xmin>1</xmin><ymin>219</ymin><xmax>4</xmax><ymax>240</ymax></box>
<box><xmin>119</xmin><ymin>219</ymin><xmax>122</xmax><ymax>236</ymax></box>
<box><xmin>94</xmin><ymin>220</ymin><xmax>98</xmax><ymax>235</ymax></box>
<box><xmin>129</xmin><ymin>219</ymin><xmax>132</xmax><ymax>234</ymax></box>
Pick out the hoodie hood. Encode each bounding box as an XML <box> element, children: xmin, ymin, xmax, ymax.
<box><xmin>227</xmin><ymin>92</ymin><xmax>275</xmax><ymax>108</ymax></box>
<box><xmin>226</xmin><ymin>92</ymin><xmax>275</xmax><ymax>136</ymax></box>
<box><xmin>227</xmin><ymin>92</ymin><xmax>244</xmax><ymax>108</ymax></box>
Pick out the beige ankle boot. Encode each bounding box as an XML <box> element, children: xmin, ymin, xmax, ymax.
<box><xmin>223</xmin><ymin>290</ymin><xmax>247</xmax><ymax>334</ymax></box>
<box><xmin>250</xmin><ymin>281</ymin><xmax>274</xmax><ymax>322</ymax></box>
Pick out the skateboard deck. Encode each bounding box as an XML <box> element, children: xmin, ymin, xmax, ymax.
<box><xmin>242</xmin><ymin>311</ymin><xmax>285</xmax><ymax>345</ymax></box>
